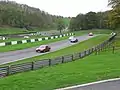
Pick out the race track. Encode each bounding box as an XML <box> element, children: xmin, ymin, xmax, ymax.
<box><xmin>0</xmin><ymin>35</ymin><xmax>97</xmax><ymax>65</ymax></box>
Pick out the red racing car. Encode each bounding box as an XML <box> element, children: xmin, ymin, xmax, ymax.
<box><xmin>36</xmin><ymin>45</ymin><xmax>51</xmax><ymax>53</ymax></box>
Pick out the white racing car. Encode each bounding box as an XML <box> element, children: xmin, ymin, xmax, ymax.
<box><xmin>69</xmin><ymin>36</ymin><xmax>74</xmax><ymax>40</ymax></box>
<box><xmin>69</xmin><ymin>36</ymin><xmax>78</xmax><ymax>43</ymax></box>
<box><xmin>88</xmin><ymin>32</ymin><xmax>93</xmax><ymax>36</ymax></box>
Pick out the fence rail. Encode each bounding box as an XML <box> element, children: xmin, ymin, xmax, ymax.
<box><xmin>0</xmin><ymin>34</ymin><xmax>116</xmax><ymax>78</ymax></box>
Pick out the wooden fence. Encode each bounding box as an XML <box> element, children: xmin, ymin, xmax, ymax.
<box><xmin>0</xmin><ymin>34</ymin><xmax>116</xmax><ymax>78</ymax></box>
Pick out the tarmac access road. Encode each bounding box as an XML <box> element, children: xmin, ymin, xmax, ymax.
<box><xmin>57</xmin><ymin>78</ymin><xmax>120</xmax><ymax>90</ymax></box>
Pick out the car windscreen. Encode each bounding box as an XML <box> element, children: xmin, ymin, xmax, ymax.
<box><xmin>39</xmin><ymin>45</ymin><xmax>46</xmax><ymax>48</ymax></box>
<box><xmin>71</xmin><ymin>38</ymin><xmax>76</xmax><ymax>41</ymax></box>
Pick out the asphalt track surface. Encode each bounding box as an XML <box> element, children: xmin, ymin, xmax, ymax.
<box><xmin>59</xmin><ymin>79</ymin><xmax>120</xmax><ymax>90</ymax></box>
<box><xmin>0</xmin><ymin>35</ymin><xmax>97</xmax><ymax>65</ymax></box>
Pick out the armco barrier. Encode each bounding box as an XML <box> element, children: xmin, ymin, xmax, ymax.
<box><xmin>0</xmin><ymin>34</ymin><xmax>116</xmax><ymax>78</ymax></box>
<box><xmin>0</xmin><ymin>33</ymin><xmax>74</xmax><ymax>47</ymax></box>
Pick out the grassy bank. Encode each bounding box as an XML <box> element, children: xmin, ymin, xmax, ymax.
<box><xmin>0</xmin><ymin>27</ymin><xmax>35</xmax><ymax>35</ymax></box>
<box><xmin>0</xmin><ymin>28</ymin><xmax>64</xmax><ymax>43</ymax></box>
<box><xmin>0</xmin><ymin>27</ymin><xmax>59</xmax><ymax>35</ymax></box>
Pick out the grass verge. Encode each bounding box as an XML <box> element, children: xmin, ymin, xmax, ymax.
<box><xmin>74</xmin><ymin>29</ymin><xmax>112</xmax><ymax>36</ymax></box>
<box><xmin>0</xmin><ymin>27</ymin><xmax>35</xmax><ymax>35</ymax></box>
<box><xmin>0</xmin><ymin>36</ymin><xmax>68</xmax><ymax>52</ymax></box>
<box><xmin>0</xmin><ymin>35</ymin><xmax>46</xmax><ymax>43</ymax></box>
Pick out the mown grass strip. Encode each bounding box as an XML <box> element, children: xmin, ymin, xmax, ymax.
<box><xmin>0</xmin><ymin>35</ymin><xmax>46</xmax><ymax>43</ymax></box>
<box><xmin>0</xmin><ymin>36</ymin><xmax>69</xmax><ymax>52</ymax></box>
<box><xmin>74</xmin><ymin>29</ymin><xmax>112</xmax><ymax>36</ymax></box>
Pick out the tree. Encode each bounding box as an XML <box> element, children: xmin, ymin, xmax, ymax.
<box><xmin>108</xmin><ymin>0</ymin><xmax>120</xmax><ymax>29</ymax></box>
<box><xmin>108</xmin><ymin>0</ymin><xmax>120</xmax><ymax>8</ymax></box>
<box><xmin>85</xmin><ymin>12</ymin><xmax>98</xmax><ymax>29</ymax></box>
<box><xmin>57</xmin><ymin>19</ymin><xmax>65</xmax><ymax>34</ymax></box>
<box><xmin>0</xmin><ymin>1</ymin><xmax>69</xmax><ymax>31</ymax></box>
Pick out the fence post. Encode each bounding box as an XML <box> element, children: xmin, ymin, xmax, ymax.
<box><xmin>98</xmin><ymin>45</ymin><xmax>101</xmax><ymax>52</ymax></box>
<box><xmin>105</xmin><ymin>42</ymin><xmax>107</xmax><ymax>50</ymax></box>
<box><xmin>49</xmin><ymin>59</ymin><xmax>51</xmax><ymax>66</ymax></box>
<box><xmin>97</xmin><ymin>45</ymin><xmax>101</xmax><ymax>54</ymax></box>
<box><xmin>103</xmin><ymin>43</ymin><xmax>105</xmax><ymax>51</ymax></box>
<box><xmin>7</xmin><ymin>66</ymin><xmax>10</xmax><ymax>76</ymax></box>
<box><xmin>91</xmin><ymin>48</ymin><xmax>93</xmax><ymax>52</ymax></box>
<box><xmin>108</xmin><ymin>43</ymin><xmax>110</xmax><ymax>49</ymax></box>
<box><xmin>93</xmin><ymin>47</ymin><xmax>96</xmax><ymax>52</ymax></box>
<box><xmin>91</xmin><ymin>48</ymin><xmax>93</xmax><ymax>53</ymax></box>
<box><xmin>79</xmin><ymin>52</ymin><xmax>81</xmax><ymax>58</ymax></box>
<box><xmin>100</xmin><ymin>44</ymin><xmax>102</xmax><ymax>51</ymax></box>
<box><xmin>112</xmin><ymin>46</ymin><xmax>115</xmax><ymax>54</ymax></box>
<box><xmin>106</xmin><ymin>42</ymin><xmax>108</xmax><ymax>49</ymax></box>
<box><xmin>84</xmin><ymin>51</ymin><xmax>86</xmax><ymax>56</ymax></box>
<box><xmin>88</xmin><ymin>49</ymin><xmax>90</xmax><ymax>54</ymax></box>
<box><xmin>92</xmin><ymin>47</ymin><xmax>94</xmax><ymax>52</ymax></box>
<box><xmin>31</xmin><ymin>62</ymin><xmax>34</xmax><ymax>70</ymax></box>
<box><xmin>62</xmin><ymin>56</ymin><xmax>64</xmax><ymax>63</ymax></box>
<box><xmin>101</xmin><ymin>44</ymin><xmax>102</xmax><ymax>51</ymax></box>
<box><xmin>72</xmin><ymin>54</ymin><xmax>74</xmax><ymax>61</ymax></box>
<box><xmin>95</xmin><ymin>48</ymin><xmax>97</xmax><ymax>55</ymax></box>
<box><xmin>103</xmin><ymin>43</ymin><xmax>105</xmax><ymax>50</ymax></box>
<box><xmin>89</xmin><ymin>49</ymin><xmax>91</xmax><ymax>54</ymax></box>
<box><xmin>87</xmin><ymin>49</ymin><xmax>90</xmax><ymax>55</ymax></box>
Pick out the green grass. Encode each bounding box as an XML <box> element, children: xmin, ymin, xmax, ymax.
<box><xmin>0</xmin><ymin>27</ymin><xmax>35</xmax><ymax>35</ymax></box>
<box><xmin>0</xmin><ymin>36</ymin><xmax>69</xmax><ymax>52</ymax></box>
<box><xmin>0</xmin><ymin>27</ymin><xmax>60</xmax><ymax>35</ymax></box>
<box><xmin>0</xmin><ymin>27</ymin><xmax>69</xmax><ymax>42</ymax></box>
<box><xmin>0</xmin><ymin>35</ymin><xmax>119</xmax><ymax>90</ymax></box>
<box><xmin>74</xmin><ymin>29</ymin><xmax>112</xmax><ymax>36</ymax></box>
<box><xmin>1</xmin><ymin>35</ymin><xmax>109</xmax><ymax>66</ymax></box>
<box><xmin>0</xmin><ymin>35</ymin><xmax>46</xmax><ymax>43</ymax></box>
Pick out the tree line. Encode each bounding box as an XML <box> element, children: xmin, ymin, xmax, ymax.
<box><xmin>69</xmin><ymin>0</ymin><xmax>120</xmax><ymax>31</ymax></box>
<box><xmin>0</xmin><ymin>0</ymin><xmax>69</xmax><ymax>31</ymax></box>
<box><xmin>1</xmin><ymin>0</ymin><xmax>119</xmax><ymax>32</ymax></box>
<box><xmin>69</xmin><ymin>11</ymin><xmax>112</xmax><ymax>31</ymax></box>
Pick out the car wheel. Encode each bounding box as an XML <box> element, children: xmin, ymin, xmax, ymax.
<box><xmin>36</xmin><ymin>50</ymin><xmax>39</xmax><ymax>52</ymax></box>
<box><xmin>36</xmin><ymin>50</ymin><xmax>40</xmax><ymax>53</ymax></box>
<box><xmin>43</xmin><ymin>50</ymin><xmax>45</xmax><ymax>53</ymax></box>
<box><xmin>48</xmin><ymin>49</ymin><xmax>50</xmax><ymax>52</ymax></box>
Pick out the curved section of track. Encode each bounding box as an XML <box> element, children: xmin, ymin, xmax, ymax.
<box><xmin>57</xmin><ymin>78</ymin><xmax>120</xmax><ymax>90</ymax></box>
